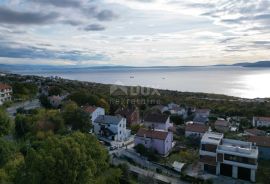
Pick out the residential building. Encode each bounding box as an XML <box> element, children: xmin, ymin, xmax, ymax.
<box><xmin>134</xmin><ymin>128</ymin><xmax>173</xmax><ymax>156</ymax></box>
<box><xmin>82</xmin><ymin>105</ymin><xmax>105</xmax><ymax>122</ymax></box>
<box><xmin>151</xmin><ymin>105</ymin><xmax>168</xmax><ymax>113</ymax></box>
<box><xmin>244</xmin><ymin>128</ymin><xmax>266</xmax><ymax>136</ymax></box>
<box><xmin>247</xmin><ymin>136</ymin><xmax>270</xmax><ymax>160</ymax></box>
<box><xmin>0</xmin><ymin>83</ymin><xmax>12</xmax><ymax>105</ymax></box>
<box><xmin>115</xmin><ymin>107</ymin><xmax>140</xmax><ymax>126</ymax></box>
<box><xmin>195</xmin><ymin>109</ymin><xmax>211</xmax><ymax>117</ymax></box>
<box><xmin>143</xmin><ymin>112</ymin><xmax>173</xmax><ymax>131</ymax></box>
<box><xmin>185</xmin><ymin>123</ymin><xmax>209</xmax><ymax>137</ymax></box>
<box><xmin>93</xmin><ymin>115</ymin><xmax>130</xmax><ymax>142</ymax></box>
<box><xmin>200</xmin><ymin>132</ymin><xmax>258</xmax><ymax>182</ymax></box>
<box><xmin>193</xmin><ymin>109</ymin><xmax>210</xmax><ymax>124</ymax></box>
<box><xmin>214</xmin><ymin>119</ymin><xmax>230</xmax><ymax>133</ymax></box>
<box><xmin>253</xmin><ymin>116</ymin><xmax>270</xmax><ymax>127</ymax></box>
<box><xmin>48</xmin><ymin>95</ymin><xmax>65</xmax><ymax>108</ymax></box>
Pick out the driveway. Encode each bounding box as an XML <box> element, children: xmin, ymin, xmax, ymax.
<box><xmin>6</xmin><ymin>99</ymin><xmax>41</xmax><ymax>117</ymax></box>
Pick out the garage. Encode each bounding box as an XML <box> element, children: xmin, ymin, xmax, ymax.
<box><xmin>220</xmin><ymin>163</ymin><xmax>232</xmax><ymax>177</ymax></box>
<box><xmin>238</xmin><ymin>167</ymin><xmax>251</xmax><ymax>181</ymax></box>
<box><xmin>204</xmin><ymin>164</ymin><xmax>216</xmax><ymax>174</ymax></box>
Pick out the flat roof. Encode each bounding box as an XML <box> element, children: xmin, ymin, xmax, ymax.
<box><xmin>201</xmin><ymin>132</ymin><xmax>223</xmax><ymax>145</ymax></box>
<box><xmin>217</xmin><ymin>138</ymin><xmax>258</xmax><ymax>158</ymax></box>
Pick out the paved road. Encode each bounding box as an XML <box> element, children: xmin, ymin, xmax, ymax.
<box><xmin>6</xmin><ymin>99</ymin><xmax>41</xmax><ymax>117</ymax></box>
<box><xmin>112</xmin><ymin>157</ymin><xmax>188</xmax><ymax>184</ymax></box>
<box><xmin>111</xmin><ymin>147</ymin><xmax>182</xmax><ymax>179</ymax></box>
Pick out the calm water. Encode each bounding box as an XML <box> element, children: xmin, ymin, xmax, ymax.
<box><xmin>15</xmin><ymin>66</ymin><xmax>270</xmax><ymax>99</ymax></box>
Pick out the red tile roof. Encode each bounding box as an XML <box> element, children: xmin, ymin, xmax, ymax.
<box><xmin>144</xmin><ymin>113</ymin><xmax>169</xmax><ymax>123</ymax></box>
<box><xmin>254</xmin><ymin>116</ymin><xmax>270</xmax><ymax>122</ymax></box>
<box><xmin>245</xmin><ymin>128</ymin><xmax>266</xmax><ymax>136</ymax></box>
<box><xmin>185</xmin><ymin>123</ymin><xmax>209</xmax><ymax>133</ymax></box>
<box><xmin>136</xmin><ymin>128</ymin><xmax>169</xmax><ymax>140</ymax></box>
<box><xmin>115</xmin><ymin>107</ymin><xmax>137</xmax><ymax>117</ymax></box>
<box><xmin>215</xmin><ymin>120</ymin><xmax>230</xmax><ymax>127</ymax></box>
<box><xmin>196</xmin><ymin>109</ymin><xmax>210</xmax><ymax>114</ymax></box>
<box><xmin>0</xmin><ymin>83</ymin><xmax>11</xmax><ymax>90</ymax></box>
<box><xmin>82</xmin><ymin>105</ymin><xmax>97</xmax><ymax>114</ymax></box>
<box><xmin>247</xmin><ymin>136</ymin><xmax>270</xmax><ymax>147</ymax></box>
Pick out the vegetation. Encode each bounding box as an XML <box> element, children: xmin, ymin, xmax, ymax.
<box><xmin>134</xmin><ymin>144</ymin><xmax>160</xmax><ymax>162</ymax></box>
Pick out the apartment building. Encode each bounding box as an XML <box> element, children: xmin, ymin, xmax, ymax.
<box><xmin>0</xmin><ymin>83</ymin><xmax>12</xmax><ymax>105</ymax></box>
<box><xmin>200</xmin><ymin>132</ymin><xmax>258</xmax><ymax>182</ymax></box>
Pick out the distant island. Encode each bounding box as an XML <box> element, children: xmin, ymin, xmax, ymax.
<box><xmin>232</xmin><ymin>61</ymin><xmax>270</xmax><ymax>67</ymax></box>
<box><xmin>1</xmin><ymin>61</ymin><xmax>270</xmax><ymax>72</ymax></box>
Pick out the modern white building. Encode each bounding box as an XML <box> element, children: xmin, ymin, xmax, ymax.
<box><xmin>253</xmin><ymin>116</ymin><xmax>270</xmax><ymax>127</ymax></box>
<box><xmin>200</xmin><ymin>132</ymin><xmax>258</xmax><ymax>182</ymax></box>
<box><xmin>93</xmin><ymin>115</ymin><xmax>130</xmax><ymax>142</ymax></box>
<box><xmin>0</xmin><ymin>83</ymin><xmax>12</xmax><ymax>105</ymax></box>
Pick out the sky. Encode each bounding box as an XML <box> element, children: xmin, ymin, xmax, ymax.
<box><xmin>0</xmin><ymin>0</ymin><xmax>270</xmax><ymax>66</ymax></box>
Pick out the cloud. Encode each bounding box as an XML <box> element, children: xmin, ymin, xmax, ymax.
<box><xmin>96</xmin><ymin>10</ymin><xmax>118</xmax><ymax>21</ymax></box>
<box><xmin>0</xmin><ymin>44</ymin><xmax>109</xmax><ymax>62</ymax></box>
<box><xmin>0</xmin><ymin>6</ymin><xmax>59</xmax><ymax>24</ymax></box>
<box><xmin>83</xmin><ymin>24</ymin><xmax>106</xmax><ymax>31</ymax></box>
<box><xmin>30</xmin><ymin>0</ymin><xmax>81</xmax><ymax>8</ymax></box>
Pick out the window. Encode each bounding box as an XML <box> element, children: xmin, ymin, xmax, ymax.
<box><xmin>224</xmin><ymin>154</ymin><xmax>257</xmax><ymax>165</ymax></box>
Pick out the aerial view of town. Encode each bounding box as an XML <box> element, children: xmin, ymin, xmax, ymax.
<box><xmin>1</xmin><ymin>0</ymin><xmax>270</xmax><ymax>184</ymax></box>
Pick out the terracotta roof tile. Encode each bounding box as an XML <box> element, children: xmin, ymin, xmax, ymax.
<box><xmin>247</xmin><ymin>136</ymin><xmax>270</xmax><ymax>147</ymax></box>
<box><xmin>185</xmin><ymin>123</ymin><xmax>209</xmax><ymax>133</ymax></box>
<box><xmin>254</xmin><ymin>116</ymin><xmax>270</xmax><ymax>122</ymax></box>
<box><xmin>144</xmin><ymin>113</ymin><xmax>169</xmax><ymax>123</ymax></box>
<box><xmin>82</xmin><ymin>105</ymin><xmax>97</xmax><ymax>114</ymax></box>
<box><xmin>0</xmin><ymin>83</ymin><xmax>11</xmax><ymax>90</ymax></box>
<box><xmin>215</xmin><ymin>120</ymin><xmax>230</xmax><ymax>127</ymax></box>
<box><xmin>136</xmin><ymin>128</ymin><xmax>169</xmax><ymax>140</ymax></box>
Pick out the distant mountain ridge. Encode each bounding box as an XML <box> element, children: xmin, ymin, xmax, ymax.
<box><xmin>1</xmin><ymin>61</ymin><xmax>270</xmax><ymax>73</ymax></box>
<box><xmin>232</xmin><ymin>61</ymin><xmax>270</xmax><ymax>67</ymax></box>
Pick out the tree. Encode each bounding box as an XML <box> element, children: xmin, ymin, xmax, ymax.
<box><xmin>62</xmin><ymin>102</ymin><xmax>91</xmax><ymax>132</ymax></box>
<box><xmin>16</xmin><ymin>132</ymin><xmax>121</xmax><ymax>184</ymax></box>
<box><xmin>15</xmin><ymin>114</ymin><xmax>32</xmax><ymax>138</ymax></box>
<box><xmin>0</xmin><ymin>138</ymin><xmax>16</xmax><ymax>166</ymax></box>
<box><xmin>170</xmin><ymin>115</ymin><xmax>184</xmax><ymax>125</ymax></box>
<box><xmin>39</xmin><ymin>95</ymin><xmax>51</xmax><ymax>108</ymax></box>
<box><xmin>0</xmin><ymin>109</ymin><xmax>12</xmax><ymax>136</ymax></box>
<box><xmin>69</xmin><ymin>91</ymin><xmax>99</xmax><ymax>106</ymax></box>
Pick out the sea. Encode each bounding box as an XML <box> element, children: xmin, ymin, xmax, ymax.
<box><xmin>10</xmin><ymin>66</ymin><xmax>270</xmax><ymax>99</ymax></box>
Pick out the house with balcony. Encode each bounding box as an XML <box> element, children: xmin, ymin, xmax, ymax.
<box><xmin>0</xmin><ymin>83</ymin><xmax>12</xmax><ymax>105</ymax></box>
<box><xmin>143</xmin><ymin>112</ymin><xmax>173</xmax><ymax>131</ymax></box>
<box><xmin>253</xmin><ymin>116</ymin><xmax>270</xmax><ymax>127</ymax></box>
<box><xmin>93</xmin><ymin>115</ymin><xmax>130</xmax><ymax>142</ymax></box>
<box><xmin>134</xmin><ymin>128</ymin><xmax>173</xmax><ymax>156</ymax></box>
<box><xmin>200</xmin><ymin>132</ymin><xmax>258</xmax><ymax>182</ymax></box>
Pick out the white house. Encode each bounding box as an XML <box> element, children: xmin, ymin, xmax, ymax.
<box><xmin>93</xmin><ymin>115</ymin><xmax>130</xmax><ymax>142</ymax></box>
<box><xmin>143</xmin><ymin>113</ymin><xmax>173</xmax><ymax>131</ymax></box>
<box><xmin>135</xmin><ymin>128</ymin><xmax>173</xmax><ymax>156</ymax></box>
<box><xmin>82</xmin><ymin>105</ymin><xmax>105</xmax><ymax>122</ymax></box>
<box><xmin>0</xmin><ymin>83</ymin><xmax>12</xmax><ymax>105</ymax></box>
<box><xmin>253</xmin><ymin>116</ymin><xmax>270</xmax><ymax>127</ymax></box>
